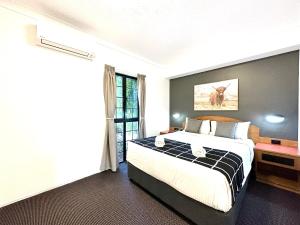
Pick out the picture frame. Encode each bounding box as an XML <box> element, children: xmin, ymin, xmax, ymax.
<box><xmin>194</xmin><ymin>79</ymin><xmax>238</xmax><ymax>111</ymax></box>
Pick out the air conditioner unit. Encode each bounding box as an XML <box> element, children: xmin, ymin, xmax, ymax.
<box><xmin>36</xmin><ymin>25</ymin><xmax>95</xmax><ymax>60</ymax></box>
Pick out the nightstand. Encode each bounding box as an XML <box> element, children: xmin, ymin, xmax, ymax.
<box><xmin>159</xmin><ymin>127</ymin><xmax>181</xmax><ymax>135</ymax></box>
<box><xmin>255</xmin><ymin>143</ymin><xmax>300</xmax><ymax>194</ymax></box>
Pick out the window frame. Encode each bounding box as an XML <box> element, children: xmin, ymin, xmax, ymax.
<box><xmin>114</xmin><ymin>73</ymin><xmax>139</xmax><ymax>162</ymax></box>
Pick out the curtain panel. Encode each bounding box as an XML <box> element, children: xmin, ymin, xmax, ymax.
<box><xmin>137</xmin><ymin>74</ymin><xmax>146</xmax><ymax>139</ymax></box>
<box><xmin>101</xmin><ymin>64</ymin><xmax>118</xmax><ymax>172</ymax></box>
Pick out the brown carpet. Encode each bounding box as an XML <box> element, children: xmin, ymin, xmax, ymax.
<box><xmin>1</xmin><ymin>163</ymin><xmax>300</xmax><ymax>225</ymax></box>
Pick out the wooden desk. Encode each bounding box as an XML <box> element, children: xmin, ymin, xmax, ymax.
<box><xmin>255</xmin><ymin>143</ymin><xmax>300</xmax><ymax>194</ymax></box>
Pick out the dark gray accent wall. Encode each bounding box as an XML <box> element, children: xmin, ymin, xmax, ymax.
<box><xmin>170</xmin><ymin>51</ymin><xmax>299</xmax><ymax>140</ymax></box>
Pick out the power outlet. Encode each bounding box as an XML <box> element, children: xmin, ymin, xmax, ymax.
<box><xmin>271</xmin><ymin>139</ymin><xmax>281</xmax><ymax>145</ymax></box>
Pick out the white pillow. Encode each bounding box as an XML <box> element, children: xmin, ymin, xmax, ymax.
<box><xmin>235</xmin><ymin>122</ymin><xmax>251</xmax><ymax>140</ymax></box>
<box><xmin>210</xmin><ymin>121</ymin><xmax>217</xmax><ymax>135</ymax></box>
<box><xmin>200</xmin><ymin>120</ymin><xmax>210</xmax><ymax>135</ymax></box>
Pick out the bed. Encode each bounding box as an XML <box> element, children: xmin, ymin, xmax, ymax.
<box><xmin>127</xmin><ymin>116</ymin><xmax>260</xmax><ymax>225</ymax></box>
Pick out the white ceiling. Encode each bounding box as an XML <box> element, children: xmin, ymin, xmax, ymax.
<box><xmin>2</xmin><ymin>0</ymin><xmax>300</xmax><ymax>77</ymax></box>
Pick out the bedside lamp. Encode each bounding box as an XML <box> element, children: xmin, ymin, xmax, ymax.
<box><xmin>172</xmin><ymin>113</ymin><xmax>184</xmax><ymax>131</ymax></box>
<box><xmin>265</xmin><ymin>114</ymin><xmax>285</xmax><ymax>123</ymax></box>
<box><xmin>172</xmin><ymin>113</ymin><xmax>181</xmax><ymax>120</ymax></box>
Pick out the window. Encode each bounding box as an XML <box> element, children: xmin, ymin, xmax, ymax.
<box><xmin>115</xmin><ymin>73</ymin><xmax>139</xmax><ymax>163</ymax></box>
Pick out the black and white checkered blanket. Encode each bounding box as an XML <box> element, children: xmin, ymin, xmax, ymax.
<box><xmin>131</xmin><ymin>136</ymin><xmax>244</xmax><ymax>204</ymax></box>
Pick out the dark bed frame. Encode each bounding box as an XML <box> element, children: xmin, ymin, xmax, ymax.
<box><xmin>128</xmin><ymin>163</ymin><xmax>249</xmax><ymax>225</ymax></box>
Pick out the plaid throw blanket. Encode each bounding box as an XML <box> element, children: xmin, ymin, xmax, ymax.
<box><xmin>131</xmin><ymin>136</ymin><xmax>244</xmax><ymax>204</ymax></box>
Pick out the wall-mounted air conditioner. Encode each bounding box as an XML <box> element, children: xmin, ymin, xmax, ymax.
<box><xmin>36</xmin><ymin>25</ymin><xmax>95</xmax><ymax>60</ymax></box>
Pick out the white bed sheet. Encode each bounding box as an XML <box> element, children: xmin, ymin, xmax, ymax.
<box><xmin>127</xmin><ymin>131</ymin><xmax>254</xmax><ymax>212</ymax></box>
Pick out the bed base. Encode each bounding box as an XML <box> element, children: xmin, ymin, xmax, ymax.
<box><xmin>128</xmin><ymin>163</ymin><xmax>248</xmax><ymax>225</ymax></box>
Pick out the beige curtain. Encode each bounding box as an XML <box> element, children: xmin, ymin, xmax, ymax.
<box><xmin>101</xmin><ymin>64</ymin><xmax>118</xmax><ymax>172</ymax></box>
<box><xmin>137</xmin><ymin>74</ymin><xmax>146</xmax><ymax>138</ymax></box>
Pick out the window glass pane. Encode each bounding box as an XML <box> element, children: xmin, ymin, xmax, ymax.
<box><xmin>133</xmin><ymin>100</ymin><xmax>137</xmax><ymax>108</ymax></box>
<box><xmin>116</xmin><ymin>76</ymin><xmax>123</xmax><ymax>86</ymax></box>
<box><xmin>132</xmin><ymin>79</ymin><xmax>137</xmax><ymax>94</ymax></box>
<box><xmin>117</xmin><ymin>133</ymin><xmax>123</xmax><ymax>142</ymax></box>
<box><xmin>126</xmin><ymin>78</ymin><xmax>132</xmax><ymax>89</ymax></box>
<box><xmin>133</xmin><ymin>109</ymin><xmax>138</xmax><ymax>118</ymax></box>
<box><xmin>117</xmin><ymin>142</ymin><xmax>123</xmax><ymax>162</ymax></box>
<box><xmin>132</xmin><ymin>131</ymin><xmax>138</xmax><ymax>140</ymax></box>
<box><xmin>117</xmin><ymin>97</ymin><xmax>123</xmax><ymax>108</ymax></box>
<box><xmin>132</xmin><ymin>122</ymin><xmax>138</xmax><ymax>130</ymax></box>
<box><xmin>132</xmin><ymin>88</ymin><xmax>136</xmax><ymax>99</ymax></box>
<box><xmin>116</xmin><ymin>108</ymin><xmax>123</xmax><ymax>119</ymax></box>
<box><xmin>126</xmin><ymin>131</ymin><xmax>132</xmax><ymax>141</ymax></box>
<box><xmin>116</xmin><ymin>123</ymin><xmax>123</xmax><ymax>133</ymax></box>
<box><xmin>126</xmin><ymin>88</ymin><xmax>133</xmax><ymax>99</ymax></box>
<box><xmin>117</xmin><ymin>87</ymin><xmax>123</xmax><ymax>97</ymax></box>
<box><xmin>126</xmin><ymin>98</ymin><xmax>133</xmax><ymax>108</ymax></box>
<box><xmin>125</xmin><ymin>109</ymin><xmax>132</xmax><ymax>119</ymax></box>
<box><xmin>126</xmin><ymin>122</ymin><xmax>132</xmax><ymax>131</ymax></box>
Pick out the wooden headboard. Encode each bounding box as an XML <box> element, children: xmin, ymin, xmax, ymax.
<box><xmin>193</xmin><ymin>115</ymin><xmax>260</xmax><ymax>143</ymax></box>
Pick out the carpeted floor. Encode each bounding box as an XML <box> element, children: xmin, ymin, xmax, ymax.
<box><xmin>1</xmin><ymin>163</ymin><xmax>300</xmax><ymax>225</ymax></box>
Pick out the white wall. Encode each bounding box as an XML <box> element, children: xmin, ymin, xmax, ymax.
<box><xmin>0</xmin><ymin>6</ymin><xmax>169</xmax><ymax>207</ymax></box>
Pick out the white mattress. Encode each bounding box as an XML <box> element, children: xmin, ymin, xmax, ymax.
<box><xmin>127</xmin><ymin>131</ymin><xmax>254</xmax><ymax>212</ymax></box>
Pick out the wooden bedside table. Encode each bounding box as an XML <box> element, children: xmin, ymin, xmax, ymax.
<box><xmin>160</xmin><ymin>127</ymin><xmax>181</xmax><ymax>135</ymax></box>
<box><xmin>255</xmin><ymin>143</ymin><xmax>300</xmax><ymax>194</ymax></box>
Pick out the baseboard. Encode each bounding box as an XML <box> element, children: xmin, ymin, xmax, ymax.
<box><xmin>0</xmin><ymin>170</ymin><xmax>99</xmax><ymax>208</ymax></box>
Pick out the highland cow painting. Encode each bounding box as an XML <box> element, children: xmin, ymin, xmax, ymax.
<box><xmin>194</xmin><ymin>79</ymin><xmax>238</xmax><ymax>110</ymax></box>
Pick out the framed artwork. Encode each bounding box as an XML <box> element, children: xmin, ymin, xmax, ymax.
<box><xmin>194</xmin><ymin>78</ymin><xmax>238</xmax><ymax>111</ymax></box>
